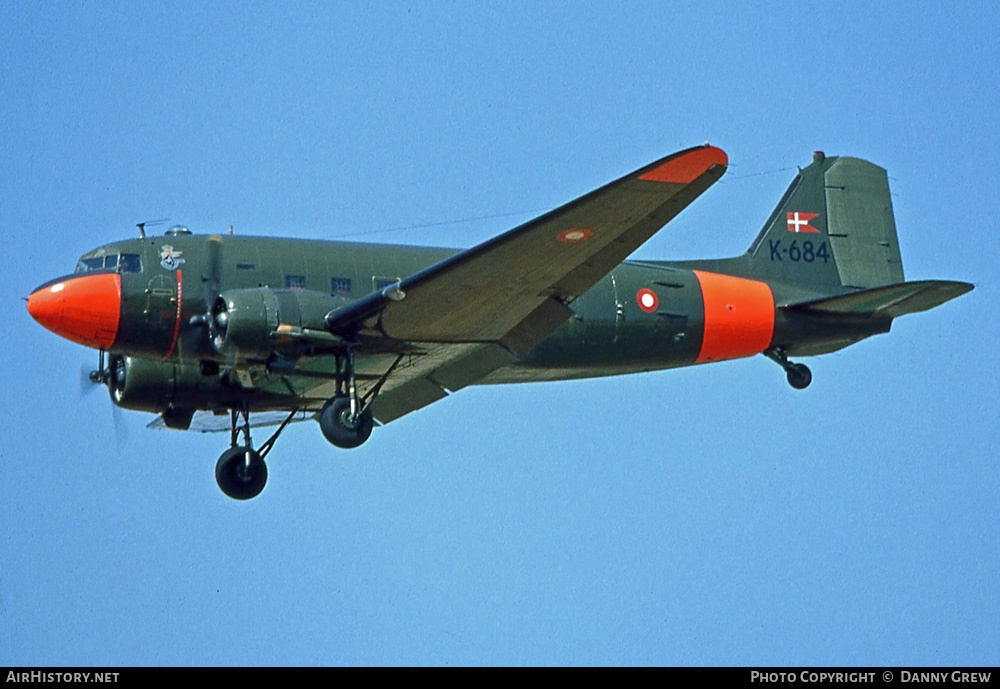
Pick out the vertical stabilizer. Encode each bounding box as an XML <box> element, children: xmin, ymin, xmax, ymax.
<box><xmin>745</xmin><ymin>152</ymin><xmax>905</xmax><ymax>289</ymax></box>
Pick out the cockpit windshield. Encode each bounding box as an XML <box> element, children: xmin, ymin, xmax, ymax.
<box><xmin>75</xmin><ymin>253</ymin><xmax>142</xmax><ymax>274</ymax></box>
<box><xmin>75</xmin><ymin>257</ymin><xmax>104</xmax><ymax>272</ymax></box>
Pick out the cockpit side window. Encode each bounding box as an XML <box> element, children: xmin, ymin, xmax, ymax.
<box><xmin>119</xmin><ymin>254</ymin><xmax>142</xmax><ymax>273</ymax></box>
<box><xmin>104</xmin><ymin>254</ymin><xmax>119</xmax><ymax>269</ymax></box>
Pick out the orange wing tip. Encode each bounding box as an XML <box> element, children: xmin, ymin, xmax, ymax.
<box><xmin>639</xmin><ymin>146</ymin><xmax>728</xmax><ymax>184</ymax></box>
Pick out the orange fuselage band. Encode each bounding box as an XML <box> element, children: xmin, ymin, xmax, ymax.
<box><xmin>693</xmin><ymin>270</ymin><xmax>775</xmax><ymax>363</ymax></box>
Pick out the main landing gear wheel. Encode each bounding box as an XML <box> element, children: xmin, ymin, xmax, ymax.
<box><xmin>215</xmin><ymin>446</ymin><xmax>268</xmax><ymax>500</ymax></box>
<box><xmin>320</xmin><ymin>396</ymin><xmax>374</xmax><ymax>449</ymax></box>
<box><xmin>786</xmin><ymin>363</ymin><xmax>812</xmax><ymax>390</ymax></box>
<box><xmin>213</xmin><ymin>406</ymin><xmax>298</xmax><ymax>500</ymax></box>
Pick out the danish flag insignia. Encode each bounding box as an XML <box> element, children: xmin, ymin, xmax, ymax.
<box><xmin>787</xmin><ymin>212</ymin><xmax>819</xmax><ymax>233</ymax></box>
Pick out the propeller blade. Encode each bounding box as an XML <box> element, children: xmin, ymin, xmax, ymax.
<box><xmin>205</xmin><ymin>235</ymin><xmax>222</xmax><ymax>312</ymax></box>
<box><xmin>178</xmin><ymin>235</ymin><xmax>224</xmax><ymax>361</ymax></box>
<box><xmin>112</xmin><ymin>404</ymin><xmax>128</xmax><ymax>453</ymax></box>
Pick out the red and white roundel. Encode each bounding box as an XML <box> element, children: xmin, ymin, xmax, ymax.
<box><xmin>557</xmin><ymin>228</ymin><xmax>593</xmax><ymax>243</ymax></box>
<box><xmin>637</xmin><ymin>288</ymin><xmax>659</xmax><ymax>312</ymax></box>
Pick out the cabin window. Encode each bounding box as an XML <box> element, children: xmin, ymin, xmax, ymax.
<box><xmin>331</xmin><ymin>277</ymin><xmax>352</xmax><ymax>294</ymax></box>
<box><xmin>236</xmin><ymin>264</ymin><xmax>255</xmax><ymax>270</ymax></box>
<box><xmin>374</xmin><ymin>277</ymin><xmax>400</xmax><ymax>291</ymax></box>
<box><xmin>119</xmin><ymin>254</ymin><xmax>142</xmax><ymax>273</ymax></box>
<box><xmin>285</xmin><ymin>275</ymin><xmax>306</xmax><ymax>290</ymax></box>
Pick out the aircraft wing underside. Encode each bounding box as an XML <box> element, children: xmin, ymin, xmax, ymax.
<box><xmin>267</xmin><ymin>341</ymin><xmax>519</xmax><ymax>424</ymax></box>
<box><xmin>149</xmin><ymin>410</ymin><xmax>316</xmax><ymax>433</ymax></box>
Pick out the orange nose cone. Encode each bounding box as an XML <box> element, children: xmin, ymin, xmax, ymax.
<box><xmin>27</xmin><ymin>273</ymin><xmax>121</xmax><ymax>349</ymax></box>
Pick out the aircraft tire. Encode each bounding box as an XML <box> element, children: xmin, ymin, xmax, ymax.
<box><xmin>319</xmin><ymin>396</ymin><xmax>374</xmax><ymax>449</ymax></box>
<box><xmin>786</xmin><ymin>363</ymin><xmax>812</xmax><ymax>390</ymax></box>
<box><xmin>215</xmin><ymin>446</ymin><xmax>267</xmax><ymax>500</ymax></box>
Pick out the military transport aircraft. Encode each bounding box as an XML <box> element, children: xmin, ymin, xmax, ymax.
<box><xmin>26</xmin><ymin>146</ymin><xmax>972</xmax><ymax>500</ymax></box>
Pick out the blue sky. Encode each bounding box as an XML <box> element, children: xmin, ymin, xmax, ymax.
<box><xmin>2</xmin><ymin>1</ymin><xmax>997</xmax><ymax>666</ymax></box>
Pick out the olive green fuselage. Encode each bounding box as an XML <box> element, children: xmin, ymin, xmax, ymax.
<box><xmin>92</xmin><ymin>234</ymin><xmax>714</xmax><ymax>380</ymax></box>
<box><xmin>69</xmin><ymin>232</ymin><xmax>883</xmax><ymax>417</ymax></box>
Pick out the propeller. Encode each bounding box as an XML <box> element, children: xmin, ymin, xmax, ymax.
<box><xmin>177</xmin><ymin>234</ymin><xmax>234</xmax><ymax>375</ymax></box>
<box><xmin>106</xmin><ymin>354</ymin><xmax>129</xmax><ymax>452</ymax></box>
<box><xmin>204</xmin><ymin>236</ymin><xmax>226</xmax><ymax>350</ymax></box>
<box><xmin>79</xmin><ymin>351</ymin><xmax>128</xmax><ymax>451</ymax></box>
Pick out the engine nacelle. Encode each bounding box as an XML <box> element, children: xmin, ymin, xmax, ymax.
<box><xmin>106</xmin><ymin>352</ymin><xmax>316</xmax><ymax>429</ymax></box>
<box><xmin>211</xmin><ymin>288</ymin><xmax>347</xmax><ymax>361</ymax></box>
<box><xmin>108</xmin><ymin>354</ymin><xmax>229</xmax><ymax>413</ymax></box>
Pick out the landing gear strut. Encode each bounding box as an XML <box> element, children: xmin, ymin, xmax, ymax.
<box><xmin>319</xmin><ymin>348</ymin><xmax>375</xmax><ymax>449</ymax></box>
<box><xmin>764</xmin><ymin>348</ymin><xmax>812</xmax><ymax>390</ymax></box>
<box><xmin>215</xmin><ymin>406</ymin><xmax>298</xmax><ymax>500</ymax></box>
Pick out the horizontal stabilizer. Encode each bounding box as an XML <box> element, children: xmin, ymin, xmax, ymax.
<box><xmin>784</xmin><ymin>280</ymin><xmax>973</xmax><ymax>319</ymax></box>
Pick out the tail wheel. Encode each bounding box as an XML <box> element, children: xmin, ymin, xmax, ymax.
<box><xmin>765</xmin><ymin>348</ymin><xmax>813</xmax><ymax>390</ymax></box>
<box><xmin>786</xmin><ymin>363</ymin><xmax>812</xmax><ymax>390</ymax></box>
<box><xmin>319</xmin><ymin>396</ymin><xmax>374</xmax><ymax>449</ymax></box>
<box><xmin>215</xmin><ymin>446</ymin><xmax>267</xmax><ymax>500</ymax></box>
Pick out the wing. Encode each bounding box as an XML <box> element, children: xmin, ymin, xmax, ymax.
<box><xmin>311</xmin><ymin>145</ymin><xmax>728</xmax><ymax>422</ymax></box>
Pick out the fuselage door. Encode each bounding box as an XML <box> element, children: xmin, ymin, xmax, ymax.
<box><xmin>145</xmin><ymin>274</ymin><xmax>177</xmax><ymax>335</ymax></box>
